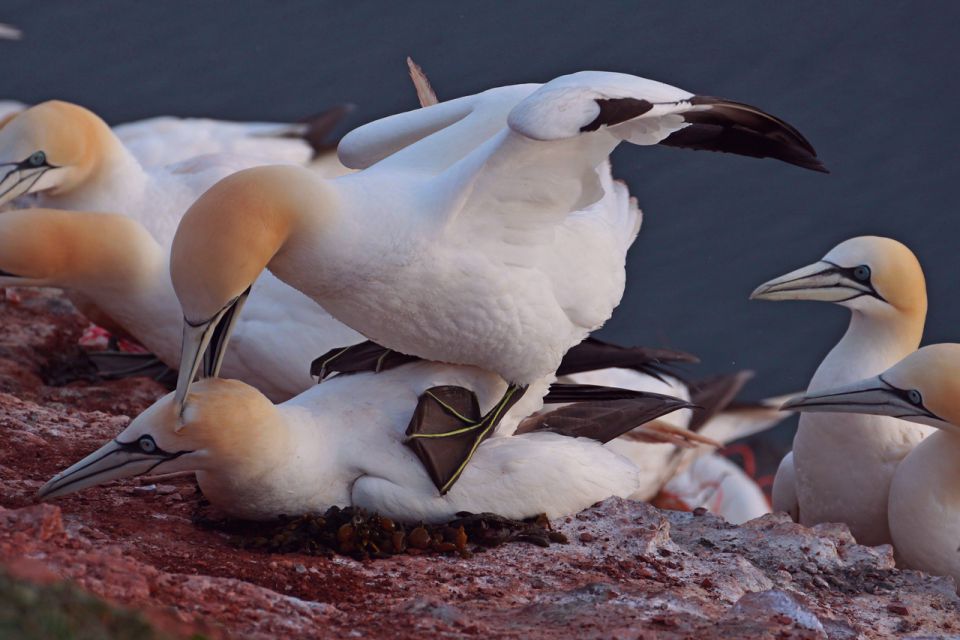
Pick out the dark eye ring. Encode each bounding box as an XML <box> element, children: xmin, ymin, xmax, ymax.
<box><xmin>138</xmin><ymin>435</ymin><xmax>157</xmax><ymax>453</ymax></box>
<box><xmin>853</xmin><ymin>265</ymin><xmax>871</xmax><ymax>282</ymax></box>
<box><xmin>907</xmin><ymin>389</ymin><xmax>923</xmax><ymax>406</ymax></box>
<box><xmin>28</xmin><ymin>151</ymin><xmax>46</xmax><ymax>167</ymax></box>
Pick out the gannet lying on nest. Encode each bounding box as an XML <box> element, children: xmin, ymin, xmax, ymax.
<box><xmin>784</xmin><ymin>344</ymin><xmax>960</xmax><ymax>587</ymax></box>
<box><xmin>751</xmin><ymin>236</ymin><xmax>931</xmax><ymax>545</ymax></box>
<box><xmin>39</xmin><ymin>362</ymin><xmax>703</xmax><ymax>523</ymax></box>
<box><xmin>170</xmin><ymin>69</ymin><xmax>824</xmax><ymax>493</ymax></box>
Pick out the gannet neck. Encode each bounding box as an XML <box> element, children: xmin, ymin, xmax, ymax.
<box><xmin>810</xmin><ymin>303</ymin><xmax>924</xmax><ymax>391</ymax></box>
<box><xmin>171</xmin><ymin>164</ymin><xmax>336</xmax><ymax>324</ymax></box>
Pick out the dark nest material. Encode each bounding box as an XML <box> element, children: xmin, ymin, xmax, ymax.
<box><xmin>197</xmin><ymin>506</ymin><xmax>569</xmax><ymax>561</ymax></box>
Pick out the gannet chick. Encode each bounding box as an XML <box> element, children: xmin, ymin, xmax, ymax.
<box><xmin>0</xmin><ymin>208</ymin><xmax>361</xmax><ymax>401</ymax></box>
<box><xmin>751</xmin><ymin>236</ymin><xmax>930</xmax><ymax>545</ymax></box>
<box><xmin>38</xmin><ymin>364</ymin><xmax>691</xmax><ymax>523</ymax></box>
<box><xmin>783</xmin><ymin>344</ymin><xmax>960</xmax><ymax>585</ymax></box>
<box><xmin>0</xmin><ymin>100</ymin><xmax>342</xmax><ymax>243</ymax></box>
<box><xmin>171</xmin><ymin>70</ymin><xmax>824</xmax><ymax>492</ymax></box>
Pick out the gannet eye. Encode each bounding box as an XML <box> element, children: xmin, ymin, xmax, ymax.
<box><xmin>907</xmin><ymin>389</ymin><xmax>923</xmax><ymax>406</ymax></box>
<box><xmin>28</xmin><ymin>151</ymin><xmax>46</xmax><ymax>167</ymax></box>
<box><xmin>853</xmin><ymin>265</ymin><xmax>871</xmax><ymax>282</ymax></box>
<box><xmin>138</xmin><ymin>435</ymin><xmax>157</xmax><ymax>453</ymax></box>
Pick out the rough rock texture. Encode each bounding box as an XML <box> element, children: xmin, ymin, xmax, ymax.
<box><xmin>1</xmin><ymin>290</ymin><xmax>959</xmax><ymax>639</ymax></box>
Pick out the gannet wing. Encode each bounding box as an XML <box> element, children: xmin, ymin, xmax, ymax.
<box><xmin>697</xmin><ymin>392</ymin><xmax>797</xmax><ymax>445</ymax></box>
<box><xmin>507</xmin><ymin>71</ymin><xmax>825</xmax><ymax>172</ymax></box>
<box><xmin>438</xmin><ymin>71</ymin><xmax>822</xmax><ymax>249</ymax></box>
<box><xmin>686</xmin><ymin>370</ymin><xmax>755</xmax><ymax>431</ymax></box>
<box><xmin>557</xmin><ymin>336</ymin><xmax>699</xmax><ymax>380</ymax></box>
<box><xmin>517</xmin><ymin>392</ymin><xmax>693</xmax><ymax>444</ymax></box>
<box><xmin>337</xmin><ymin>84</ymin><xmax>539</xmax><ymax>174</ymax></box>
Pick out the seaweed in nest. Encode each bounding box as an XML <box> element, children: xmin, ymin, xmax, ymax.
<box><xmin>198</xmin><ymin>506</ymin><xmax>568</xmax><ymax>561</ymax></box>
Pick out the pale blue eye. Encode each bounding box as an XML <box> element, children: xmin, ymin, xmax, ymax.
<box><xmin>907</xmin><ymin>389</ymin><xmax>922</xmax><ymax>406</ymax></box>
<box><xmin>139</xmin><ymin>436</ymin><xmax>157</xmax><ymax>453</ymax></box>
<box><xmin>853</xmin><ymin>265</ymin><xmax>871</xmax><ymax>282</ymax></box>
<box><xmin>28</xmin><ymin>151</ymin><xmax>46</xmax><ymax>167</ymax></box>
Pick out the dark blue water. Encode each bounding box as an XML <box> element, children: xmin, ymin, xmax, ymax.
<box><xmin>2</xmin><ymin>2</ymin><xmax>958</xmax><ymax>456</ymax></box>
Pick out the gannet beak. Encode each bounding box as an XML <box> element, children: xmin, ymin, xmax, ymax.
<box><xmin>0</xmin><ymin>155</ymin><xmax>59</xmax><ymax>208</ymax></box>
<box><xmin>781</xmin><ymin>375</ymin><xmax>937</xmax><ymax>422</ymax></box>
<box><xmin>37</xmin><ymin>436</ymin><xmax>191</xmax><ymax>500</ymax></box>
<box><xmin>750</xmin><ymin>260</ymin><xmax>878</xmax><ymax>303</ymax></box>
<box><xmin>173</xmin><ymin>287</ymin><xmax>251</xmax><ymax>415</ymax></box>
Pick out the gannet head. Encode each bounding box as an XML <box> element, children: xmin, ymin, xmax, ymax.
<box><xmin>782</xmin><ymin>344</ymin><xmax>960</xmax><ymax>436</ymax></box>
<box><xmin>0</xmin><ymin>208</ymin><xmax>159</xmax><ymax>290</ymax></box>
<box><xmin>38</xmin><ymin>378</ymin><xmax>279</xmax><ymax>500</ymax></box>
<box><xmin>170</xmin><ymin>165</ymin><xmax>328</xmax><ymax>414</ymax></box>
<box><xmin>750</xmin><ymin>236</ymin><xmax>925</xmax><ymax>317</ymax></box>
<box><xmin>0</xmin><ymin>101</ymin><xmax>116</xmax><ymax>208</ymax></box>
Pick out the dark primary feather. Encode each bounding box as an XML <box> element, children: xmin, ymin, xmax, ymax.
<box><xmin>283</xmin><ymin>103</ymin><xmax>355</xmax><ymax>158</ymax></box>
<box><xmin>687</xmin><ymin>370</ymin><xmax>755</xmax><ymax>431</ymax></box>
<box><xmin>580</xmin><ymin>98</ymin><xmax>654</xmax><ymax>132</ymax></box>
<box><xmin>557</xmin><ymin>337</ymin><xmax>698</xmax><ymax>380</ymax></box>
<box><xmin>516</xmin><ymin>393</ymin><xmax>693</xmax><ymax>444</ymax></box>
<box><xmin>544</xmin><ymin>382</ymin><xmax>689</xmax><ymax>404</ymax></box>
<box><xmin>660</xmin><ymin>96</ymin><xmax>827</xmax><ymax>173</ymax></box>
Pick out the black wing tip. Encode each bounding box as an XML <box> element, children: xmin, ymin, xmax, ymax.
<box><xmin>670</xmin><ymin>95</ymin><xmax>828</xmax><ymax>174</ymax></box>
<box><xmin>298</xmin><ymin>103</ymin><xmax>356</xmax><ymax>157</ymax></box>
<box><xmin>580</xmin><ymin>97</ymin><xmax>654</xmax><ymax>133</ymax></box>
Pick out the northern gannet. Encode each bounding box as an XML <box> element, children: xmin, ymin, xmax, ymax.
<box><xmin>38</xmin><ymin>364</ymin><xmax>693</xmax><ymax>523</ymax></box>
<box><xmin>0</xmin><ymin>208</ymin><xmax>361</xmax><ymax>401</ymax></box>
<box><xmin>751</xmin><ymin>236</ymin><xmax>931</xmax><ymax>545</ymax></box>
<box><xmin>0</xmin><ymin>101</ymin><xmax>347</xmax><ymax>242</ymax></box>
<box><xmin>783</xmin><ymin>344</ymin><xmax>960</xmax><ymax>585</ymax></box>
<box><xmin>170</xmin><ymin>71</ymin><xmax>824</xmax><ymax>492</ymax></box>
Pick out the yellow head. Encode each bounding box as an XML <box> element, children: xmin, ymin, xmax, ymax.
<box><xmin>0</xmin><ymin>208</ymin><xmax>161</xmax><ymax>289</ymax></box>
<box><xmin>783</xmin><ymin>344</ymin><xmax>960</xmax><ymax>436</ymax></box>
<box><xmin>38</xmin><ymin>378</ymin><xmax>282</xmax><ymax>500</ymax></box>
<box><xmin>169</xmin><ymin>164</ymin><xmax>330</xmax><ymax>412</ymax></box>
<box><xmin>0</xmin><ymin>101</ymin><xmax>118</xmax><ymax>207</ymax></box>
<box><xmin>750</xmin><ymin>236</ymin><xmax>926</xmax><ymax>319</ymax></box>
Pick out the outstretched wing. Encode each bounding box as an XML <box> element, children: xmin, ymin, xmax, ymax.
<box><xmin>440</xmin><ymin>71</ymin><xmax>823</xmax><ymax>253</ymax></box>
<box><xmin>507</xmin><ymin>72</ymin><xmax>825</xmax><ymax>172</ymax></box>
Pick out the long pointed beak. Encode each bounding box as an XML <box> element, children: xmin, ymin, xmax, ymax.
<box><xmin>750</xmin><ymin>261</ymin><xmax>870</xmax><ymax>302</ymax></box>
<box><xmin>174</xmin><ymin>318</ymin><xmax>219</xmax><ymax>415</ymax></box>
<box><xmin>781</xmin><ymin>376</ymin><xmax>933</xmax><ymax>421</ymax></box>
<box><xmin>0</xmin><ymin>165</ymin><xmax>51</xmax><ymax>208</ymax></box>
<box><xmin>202</xmin><ymin>286</ymin><xmax>250</xmax><ymax>379</ymax></box>
<box><xmin>173</xmin><ymin>288</ymin><xmax>250</xmax><ymax>415</ymax></box>
<box><xmin>37</xmin><ymin>439</ymin><xmax>184</xmax><ymax>500</ymax></box>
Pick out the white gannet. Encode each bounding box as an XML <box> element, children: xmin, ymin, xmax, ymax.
<box><xmin>751</xmin><ymin>236</ymin><xmax>931</xmax><ymax>545</ymax></box>
<box><xmin>0</xmin><ymin>100</ymin><xmax>348</xmax><ymax>242</ymax></box>
<box><xmin>0</xmin><ymin>208</ymin><xmax>361</xmax><ymax>401</ymax></box>
<box><xmin>38</xmin><ymin>364</ymin><xmax>694</xmax><ymax>523</ymax></box>
<box><xmin>783</xmin><ymin>344</ymin><xmax>960</xmax><ymax>585</ymax></box>
<box><xmin>170</xmin><ymin>70</ymin><xmax>824</xmax><ymax>492</ymax></box>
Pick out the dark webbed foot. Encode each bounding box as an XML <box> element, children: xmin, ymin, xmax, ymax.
<box><xmin>405</xmin><ymin>384</ymin><xmax>526</xmax><ymax>494</ymax></box>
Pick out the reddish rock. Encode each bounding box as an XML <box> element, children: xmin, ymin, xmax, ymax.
<box><xmin>0</xmin><ymin>290</ymin><xmax>959</xmax><ymax>639</ymax></box>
